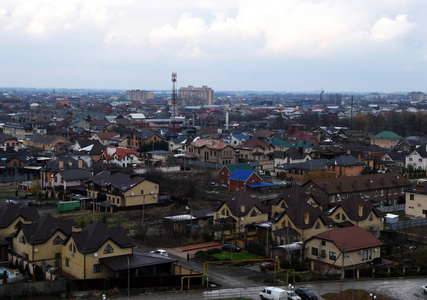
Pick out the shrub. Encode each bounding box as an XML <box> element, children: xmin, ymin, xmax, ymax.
<box><xmin>374</xmin><ymin>270</ymin><xmax>390</xmax><ymax>278</ymax></box>
<box><xmin>247</xmin><ymin>241</ymin><xmax>266</xmax><ymax>256</ymax></box>
<box><xmin>390</xmin><ymin>268</ymin><xmax>403</xmax><ymax>277</ymax></box>
<box><xmin>405</xmin><ymin>268</ymin><xmax>419</xmax><ymax>276</ymax></box>
<box><xmin>287</xmin><ymin>273</ymin><xmax>302</xmax><ymax>283</ymax></box>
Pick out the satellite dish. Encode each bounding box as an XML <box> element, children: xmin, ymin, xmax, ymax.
<box><xmin>150</xmin><ymin>190</ymin><xmax>154</xmax><ymax>194</ymax></box>
<box><xmin>131</xmin><ymin>192</ymin><xmax>134</xmax><ymax>196</ymax></box>
<box><xmin>94</xmin><ymin>252</ymin><xmax>98</xmax><ymax>258</ymax></box>
<box><xmin>34</xmin><ymin>248</ymin><xmax>38</xmax><ymax>253</ymax></box>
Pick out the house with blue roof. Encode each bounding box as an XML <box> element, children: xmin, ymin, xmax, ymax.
<box><xmin>228</xmin><ymin>169</ymin><xmax>262</xmax><ymax>191</ymax></box>
<box><xmin>222</xmin><ymin>133</ymin><xmax>251</xmax><ymax>146</ymax></box>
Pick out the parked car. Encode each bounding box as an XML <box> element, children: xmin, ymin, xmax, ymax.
<box><xmin>286</xmin><ymin>290</ymin><xmax>301</xmax><ymax>300</ymax></box>
<box><xmin>295</xmin><ymin>287</ymin><xmax>318</xmax><ymax>300</ymax></box>
<box><xmin>259</xmin><ymin>287</ymin><xmax>287</xmax><ymax>300</ymax></box>
<box><xmin>260</xmin><ymin>262</ymin><xmax>275</xmax><ymax>271</ymax></box>
<box><xmin>368</xmin><ymin>257</ymin><xmax>382</xmax><ymax>265</ymax></box>
<box><xmin>150</xmin><ymin>249</ymin><xmax>168</xmax><ymax>257</ymax></box>
<box><xmin>221</xmin><ymin>244</ymin><xmax>241</xmax><ymax>253</ymax></box>
<box><xmin>422</xmin><ymin>285</ymin><xmax>427</xmax><ymax>293</ymax></box>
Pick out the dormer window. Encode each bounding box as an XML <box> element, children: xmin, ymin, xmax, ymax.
<box><xmin>53</xmin><ymin>236</ymin><xmax>63</xmax><ymax>245</ymax></box>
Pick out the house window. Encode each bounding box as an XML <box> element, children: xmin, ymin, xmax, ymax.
<box><xmin>315</xmin><ymin>221</ymin><xmax>321</xmax><ymax>229</ymax></box>
<box><xmin>388</xmin><ymin>189</ymin><xmax>392</xmax><ymax>195</ymax></box>
<box><xmin>250</xmin><ymin>210</ymin><xmax>257</xmax><ymax>217</ymax></box>
<box><xmin>53</xmin><ymin>236</ymin><xmax>63</xmax><ymax>245</ymax></box>
<box><xmin>369</xmin><ymin>214</ymin><xmax>374</xmax><ymax>221</ymax></box>
<box><xmin>369</xmin><ymin>249</ymin><xmax>372</xmax><ymax>260</ymax></box>
<box><xmin>409</xmin><ymin>158</ymin><xmax>413</xmax><ymax>161</ymax></box>
<box><xmin>311</xmin><ymin>247</ymin><xmax>318</xmax><ymax>256</ymax></box>
<box><xmin>410</xmin><ymin>194</ymin><xmax>414</xmax><ymax>200</ymax></box>
<box><xmin>321</xmin><ymin>240</ymin><xmax>326</xmax><ymax>246</ymax></box>
<box><xmin>320</xmin><ymin>249</ymin><xmax>326</xmax><ymax>258</ymax></box>
<box><xmin>93</xmin><ymin>264</ymin><xmax>103</xmax><ymax>273</ymax></box>
<box><xmin>329</xmin><ymin>251</ymin><xmax>337</xmax><ymax>260</ymax></box>
<box><xmin>342</xmin><ymin>214</ymin><xmax>346</xmax><ymax>221</ymax></box>
<box><xmin>104</xmin><ymin>244</ymin><xmax>114</xmax><ymax>254</ymax></box>
<box><xmin>374</xmin><ymin>190</ymin><xmax>378</xmax><ymax>197</ymax></box>
<box><xmin>221</xmin><ymin>209</ymin><xmax>225</xmax><ymax>215</ymax></box>
<box><xmin>335</xmin><ymin>213</ymin><xmax>340</xmax><ymax>220</ymax></box>
<box><xmin>331</xmin><ymin>195</ymin><xmax>335</xmax><ymax>202</ymax></box>
<box><xmin>380</xmin><ymin>189</ymin><xmax>384</xmax><ymax>196</ymax></box>
<box><xmin>19</xmin><ymin>234</ymin><xmax>26</xmax><ymax>244</ymax></box>
<box><xmin>419</xmin><ymin>158</ymin><xmax>423</xmax><ymax>163</ymax></box>
<box><xmin>55</xmin><ymin>253</ymin><xmax>61</xmax><ymax>259</ymax></box>
<box><xmin>65</xmin><ymin>258</ymin><xmax>69</xmax><ymax>267</ymax></box>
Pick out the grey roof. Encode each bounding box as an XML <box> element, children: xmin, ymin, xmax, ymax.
<box><xmin>329</xmin><ymin>154</ymin><xmax>365</xmax><ymax>167</ymax></box>
<box><xmin>19</xmin><ymin>215</ymin><xmax>75</xmax><ymax>245</ymax></box>
<box><xmin>72</xmin><ymin>221</ymin><xmax>134</xmax><ymax>254</ymax></box>
<box><xmin>59</xmin><ymin>169</ymin><xmax>92</xmax><ymax>181</ymax></box>
<box><xmin>46</xmin><ymin>154</ymin><xmax>89</xmax><ymax>172</ymax></box>
<box><xmin>0</xmin><ymin>202</ymin><xmax>39</xmax><ymax>229</ymax></box>
<box><xmin>90</xmin><ymin>170</ymin><xmax>146</xmax><ymax>191</ymax></box>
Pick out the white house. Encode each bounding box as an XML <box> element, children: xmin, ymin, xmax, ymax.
<box><xmin>405</xmin><ymin>146</ymin><xmax>427</xmax><ymax>171</ymax></box>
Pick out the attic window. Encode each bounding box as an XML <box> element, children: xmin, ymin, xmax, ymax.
<box><xmin>335</xmin><ymin>213</ymin><xmax>340</xmax><ymax>220</ymax></box>
<box><xmin>104</xmin><ymin>244</ymin><xmax>114</xmax><ymax>254</ymax></box>
<box><xmin>315</xmin><ymin>221</ymin><xmax>321</xmax><ymax>229</ymax></box>
<box><xmin>53</xmin><ymin>236</ymin><xmax>63</xmax><ymax>245</ymax></box>
<box><xmin>19</xmin><ymin>234</ymin><xmax>26</xmax><ymax>244</ymax></box>
<box><xmin>250</xmin><ymin>209</ymin><xmax>257</xmax><ymax>217</ymax></box>
<box><xmin>369</xmin><ymin>214</ymin><xmax>374</xmax><ymax>221</ymax></box>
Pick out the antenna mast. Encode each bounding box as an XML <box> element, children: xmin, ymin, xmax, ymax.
<box><xmin>171</xmin><ymin>72</ymin><xmax>177</xmax><ymax>131</ymax></box>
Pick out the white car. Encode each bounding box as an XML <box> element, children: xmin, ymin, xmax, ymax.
<box><xmin>422</xmin><ymin>285</ymin><xmax>427</xmax><ymax>293</ymax></box>
<box><xmin>150</xmin><ymin>249</ymin><xmax>168</xmax><ymax>257</ymax></box>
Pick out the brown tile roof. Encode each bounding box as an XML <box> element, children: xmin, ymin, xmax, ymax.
<box><xmin>305</xmin><ymin>172</ymin><xmax>411</xmax><ymax>195</ymax></box>
<box><xmin>269</xmin><ymin>185</ymin><xmax>311</xmax><ymax>206</ymax></box>
<box><xmin>240</xmin><ymin>138</ymin><xmax>271</xmax><ymax>149</ymax></box>
<box><xmin>191</xmin><ymin>138</ymin><xmax>234</xmax><ymax>150</ymax></box>
<box><xmin>275</xmin><ymin>201</ymin><xmax>335</xmax><ymax>229</ymax></box>
<box><xmin>308</xmin><ymin>226</ymin><xmax>383</xmax><ymax>252</ymax></box>
<box><xmin>254</xmin><ymin>129</ymin><xmax>273</xmax><ymax>138</ymax></box>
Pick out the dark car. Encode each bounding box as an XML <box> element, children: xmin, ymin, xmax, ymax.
<box><xmin>221</xmin><ymin>244</ymin><xmax>241</xmax><ymax>253</ymax></box>
<box><xmin>260</xmin><ymin>262</ymin><xmax>275</xmax><ymax>271</ymax></box>
<box><xmin>295</xmin><ymin>287</ymin><xmax>318</xmax><ymax>300</ymax></box>
<box><xmin>368</xmin><ymin>257</ymin><xmax>382</xmax><ymax>265</ymax></box>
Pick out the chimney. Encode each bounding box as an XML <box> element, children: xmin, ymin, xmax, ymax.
<box><xmin>240</xmin><ymin>205</ymin><xmax>245</xmax><ymax>213</ymax></box>
<box><xmin>416</xmin><ymin>185</ymin><xmax>424</xmax><ymax>192</ymax></box>
<box><xmin>304</xmin><ymin>212</ymin><xmax>309</xmax><ymax>225</ymax></box>
<box><xmin>78</xmin><ymin>159</ymin><xmax>83</xmax><ymax>169</ymax></box>
<box><xmin>59</xmin><ymin>160</ymin><xmax>64</xmax><ymax>170</ymax></box>
<box><xmin>72</xmin><ymin>225</ymin><xmax>82</xmax><ymax>232</ymax></box>
<box><xmin>358</xmin><ymin>205</ymin><xmax>363</xmax><ymax>217</ymax></box>
<box><xmin>358</xmin><ymin>154</ymin><xmax>361</xmax><ymax>163</ymax></box>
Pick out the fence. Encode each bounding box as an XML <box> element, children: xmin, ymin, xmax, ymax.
<box><xmin>377</xmin><ymin>204</ymin><xmax>405</xmax><ymax>213</ymax></box>
<box><xmin>385</xmin><ymin>218</ymin><xmax>427</xmax><ymax>231</ymax></box>
<box><xmin>0</xmin><ymin>280</ymin><xmax>66</xmax><ymax>298</ymax></box>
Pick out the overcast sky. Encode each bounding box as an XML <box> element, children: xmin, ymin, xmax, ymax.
<box><xmin>1</xmin><ymin>0</ymin><xmax>426</xmax><ymax>93</ymax></box>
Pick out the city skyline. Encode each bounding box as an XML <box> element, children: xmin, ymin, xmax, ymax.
<box><xmin>1</xmin><ymin>1</ymin><xmax>427</xmax><ymax>93</ymax></box>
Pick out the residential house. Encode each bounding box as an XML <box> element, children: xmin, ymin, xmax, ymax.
<box><xmin>62</xmin><ymin>221</ymin><xmax>134</xmax><ymax>279</ymax></box>
<box><xmin>381</xmin><ymin>151</ymin><xmax>406</xmax><ymax>172</ymax></box>
<box><xmin>395</xmin><ymin>136</ymin><xmax>427</xmax><ymax>153</ymax></box>
<box><xmin>274</xmin><ymin>158</ymin><xmax>330</xmax><ymax>184</ymax></box>
<box><xmin>143</xmin><ymin>150</ymin><xmax>170</xmax><ymax>166</ymax></box>
<box><xmin>90</xmin><ymin>132</ymin><xmax>130</xmax><ymax>147</ymax></box>
<box><xmin>24</xmin><ymin>134</ymin><xmax>71</xmax><ymax>151</ymax></box>
<box><xmin>168</xmin><ymin>136</ymin><xmax>188</xmax><ymax>153</ymax></box>
<box><xmin>0</xmin><ymin>203</ymin><xmax>39</xmax><ymax>240</ymax></box>
<box><xmin>326</xmin><ymin>195</ymin><xmax>386</xmax><ymax>233</ymax></box>
<box><xmin>185</xmin><ymin>138</ymin><xmax>236</xmax><ymax>165</ymax></box>
<box><xmin>40</xmin><ymin>154</ymin><xmax>92</xmax><ymax>199</ymax></box>
<box><xmin>0</xmin><ymin>132</ymin><xmax>21</xmax><ymax>151</ymax></box>
<box><xmin>72</xmin><ymin>139</ymin><xmax>106</xmax><ymax>162</ymax></box>
<box><xmin>370</xmin><ymin>131</ymin><xmax>402</xmax><ymax>149</ymax></box>
<box><xmin>271</xmin><ymin>200</ymin><xmax>335</xmax><ymax>244</ymax></box>
<box><xmin>271</xmin><ymin>138</ymin><xmax>316</xmax><ymax>153</ymax></box>
<box><xmin>405</xmin><ymin>182</ymin><xmax>427</xmax><ymax>218</ymax></box>
<box><xmin>303</xmin><ymin>172</ymin><xmax>412</xmax><ymax>210</ymax></box>
<box><xmin>253</xmin><ymin>129</ymin><xmax>273</xmax><ymax>142</ymax></box>
<box><xmin>128</xmin><ymin>129</ymin><xmax>165</xmax><ymax>150</ymax></box>
<box><xmin>305</xmin><ymin>226</ymin><xmax>383</xmax><ymax>276</ymax></box>
<box><xmin>87</xmin><ymin>170</ymin><xmax>159</xmax><ymax>211</ymax></box>
<box><xmin>12</xmin><ymin>215</ymin><xmax>75</xmax><ymax>266</ymax></box>
<box><xmin>310</xmin><ymin>145</ymin><xmax>347</xmax><ymax>160</ymax></box>
<box><xmin>100</xmin><ymin>146</ymin><xmax>141</xmax><ymax>168</ymax></box>
<box><xmin>326</xmin><ymin>154</ymin><xmax>365</xmax><ymax>178</ymax></box>
<box><xmin>222</xmin><ymin>133</ymin><xmax>251</xmax><ymax>147</ymax></box>
<box><xmin>238</xmin><ymin>139</ymin><xmax>275</xmax><ymax>171</ymax></box>
<box><xmin>273</xmin><ymin>147</ymin><xmax>312</xmax><ymax>168</ymax></box>
<box><xmin>2</xmin><ymin>121</ymin><xmax>34</xmax><ymax>140</ymax></box>
<box><xmin>227</xmin><ymin>169</ymin><xmax>262</xmax><ymax>192</ymax></box>
<box><xmin>405</xmin><ymin>146</ymin><xmax>427</xmax><ymax>171</ymax></box>
<box><xmin>218</xmin><ymin>163</ymin><xmax>256</xmax><ymax>186</ymax></box>
<box><xmin>214</xmin><ymin>191</ymin><xmax>269</xmax><ymax>246</ymax></box>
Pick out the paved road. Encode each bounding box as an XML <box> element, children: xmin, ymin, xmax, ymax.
<box><xmin>113</xmin><ymin>277</ymin><xmax>427</xmax><ymax>299</ymax></box>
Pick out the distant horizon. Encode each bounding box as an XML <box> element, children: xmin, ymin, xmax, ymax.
<box><xmin>1</xmin><ymin>2</ymin><xmax>427</xmax><ymax>93</ymax></box>
<box><xmin>0</xmin><ymin>86</ymin><xmax>423</xmax><ymax>96</ymax></box>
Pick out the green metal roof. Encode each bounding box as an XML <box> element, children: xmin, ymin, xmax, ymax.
<box><xmin>225</xmin><ymin>163</ymin><xmax>255</xmax><ymax>173</ymax></box>
<box><xmin>371</xmin><ymin>131</ymin><xmax>402</xmax><ymax>140</ymax></box>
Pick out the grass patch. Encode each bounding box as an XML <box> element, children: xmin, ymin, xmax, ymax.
<box><xmin>212</xmin><ymin>251</ymin><xmax>262</xmax><ymax>261</ymax></box>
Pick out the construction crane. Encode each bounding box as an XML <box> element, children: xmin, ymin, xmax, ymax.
<box><xmin>316</xmin><ymin>89</ymin><xmax>325</xmax><ymax>104</ymax></box>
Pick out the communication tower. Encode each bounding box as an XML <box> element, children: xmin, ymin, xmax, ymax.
<box><xmin>171</xmin><ymin>72</ymin><xmax>177</xmax><ymax>131</ymax></box>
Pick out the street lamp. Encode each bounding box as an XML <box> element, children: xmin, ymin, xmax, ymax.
<box><xmin>346</xmin><ymin>255</ymin><xmax>355</xmax><ymax>300</ymax></box>
<box><xmin>91</xmin><ymin>183</ymin><xmax>95</xmax><ymax>223</ymax></box>
<box><xmin>369</xmin><ymin>293</ymin><xmax>377</xmax><ymax>299</ymax></box>
<box><xmin>127</xmin><ymin>256</ymin><xmax>130</xmax><ymax>300</ymax></box>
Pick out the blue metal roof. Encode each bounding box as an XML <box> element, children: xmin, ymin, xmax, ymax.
<box><xmin>229</xmin><ymin>169</ymin><xmax>256</xmax><ymax>182</ymax></box>
<box><xmin>247</xmin><ymin>182</ymin><xmax>277</xmax><ymax>188</ymax></box>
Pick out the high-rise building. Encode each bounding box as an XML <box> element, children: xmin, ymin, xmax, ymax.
<box><xmin>178</xmin><ymin>85</ymin><xmax>214</xmax><ymax>106</ymax></box>
<box><xmin>409</xmin><ymin>91</ymin><xmax>425</xmax><ymax>102</ymax></box>
<box><xmin>125</xmin><ymin>90</ymin><xmax>154</xmax><ymax>102</ymax></box>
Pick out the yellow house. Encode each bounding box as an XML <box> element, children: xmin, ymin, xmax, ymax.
<box><xmin>327</xmin><ymin>195</ymin><xmax>386</xmax><ymax>233</ymax></box>
<box><xmin>12</xmin><ymin>215</ymin><xmax>74</xmax><ymax>266</ymax></box>
<box><xmin>305</xmin><ymin>226</ymin><xmax>383</xmax><ymax>277</ymax></box>
<box><xmin>0</xmin><ymin>203</ymin><xmax>39</xmax><ymax>240</ymax></box>
<box><xmin>88</xmin><ymin>170</ymin><xmax>159</xmax><ymax>211</ymax></box>
<box><xmin>62</xmin><ymin>221</ymin><xmax>134</xmax><ymax>280</ymax></box>
<box><xmin>271</xmin><ymin>201</ymin><xmax>335</xmax><ymax>244</ymax></box>
<box><xmin>405</xmin><ymin>184</ymin><xmax>427</xmax><ymax>218</ymax></box>
<box><xmin>269</xmin><ymin>185</ymin><xmax>321</xmax><ymax>218</ymax></box>
<box><xmin>214</xmin><ymin>191</ymin><xmax>270</xmax><ymax>230</ymax></box>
